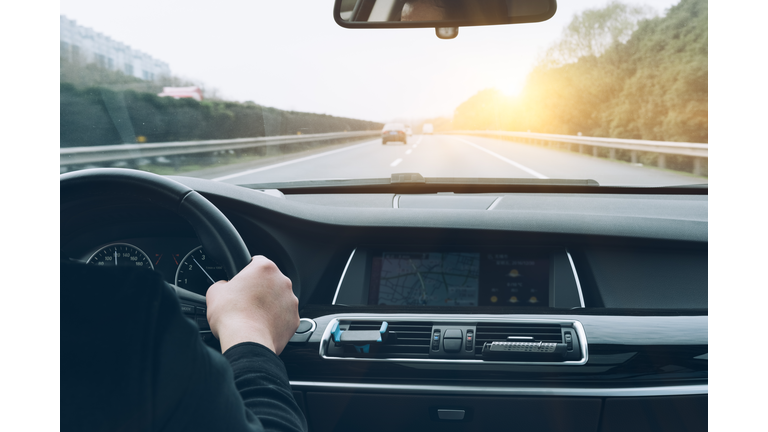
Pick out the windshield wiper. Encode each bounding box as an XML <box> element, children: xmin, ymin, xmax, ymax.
<box><xmin>237</xmin><ymin>173</ymin><xmax>707</xmax><ymax>195</ymax></box>
<box><xmin>658</xmin><ymin>183</ymin><xmax>708</xmax><ymax>189</ymax></box>
<box><xmin>242</xmin><ymin>173</ymin><xmax>599</xmax><ymax>189</ymax></box>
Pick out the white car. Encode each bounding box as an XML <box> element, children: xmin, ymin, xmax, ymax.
<box><xmin>422</xmin><ymin>123</ymin><xmax>434</xmax><ymax>134</ymax></box>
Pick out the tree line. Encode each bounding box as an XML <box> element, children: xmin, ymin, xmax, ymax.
<box><xmin>60</xmin><ymin>64</ymin><xmax>382</xmax><ymax>147</ymax></box>
<box><xmin>453</xmin><ymin>0</ymin><xmax>707</xmax><ymax>144</ymax></box>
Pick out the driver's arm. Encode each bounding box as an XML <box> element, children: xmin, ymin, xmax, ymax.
<box><xmin>154</xmin><ymin>256</ymin><xmax>306</xmax><ymax>432</ymax></box>
<box><xmin>209</xmin><ymin>256</ymin><xmax>306</xmax><ymax>432</ymax></box>
<box><xmin>154</xmin><ymin>256</ymin><xmax>307</xmax><ymax>432</ymax></box>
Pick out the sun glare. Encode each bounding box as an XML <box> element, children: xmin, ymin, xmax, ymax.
<box><xmin>496</xmin><ymin>80</ymin><xmax>524</xmax><ymax>98</ymax></box>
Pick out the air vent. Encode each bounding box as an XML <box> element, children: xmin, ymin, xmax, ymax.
<box><xmin>321</xmin><ymin>317</ymin><xmax>587</xmax><ymax>365</ymax></box>
<box><xmin>475</xmin><ymin>323</ymin><xmax>563</xmax><ymax>356</ymax></box>
<box><xmin>328</xmin><ymin>321</ymin><xmax>433</xmax><ymax>359</ymax></box>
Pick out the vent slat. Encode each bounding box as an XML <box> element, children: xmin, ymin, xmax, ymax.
<box><xmin>338</xmin><ymin>320</ymin><xmax>432</xmax><ymax>358</ymax></box>
<box><xmin>475</xmin><ymin>323</ymin><xmax>563</xmax><ymax>345</ymax></box>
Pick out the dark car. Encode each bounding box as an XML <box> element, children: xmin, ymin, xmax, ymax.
<box><xmin>382</xmin><ymin>122</ymin><xmax>407</xmax><ymax>144</ymax></box>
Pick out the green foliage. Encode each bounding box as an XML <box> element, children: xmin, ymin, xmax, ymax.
<box><xmin>594</xmin><ymin>0</ymin><xmax>708</xmax><ymax>142</ymax></box>
<box><xmin>453</xmin><ymin>0</ymin><xmax>708</xmax><ymax>143</ymax></box>
<box><xmin>541</xmin><ymin>0</ymin><xmax>656</xmax><ymax>68</ymax></box>
<box><xmin>60</xmin><ymin>84</ymin><xmax>383</xmax><ymax>147</ymax></box>
<box><xmin>60</xmin><ymin>57</ymin><xmax>164</xmax><ymax>94</ymax></box>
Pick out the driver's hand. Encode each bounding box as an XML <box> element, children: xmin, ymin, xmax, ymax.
<box><xmin>206</xmin><ymin>256</ymin><xmax>299</xmax><ymax>355</ymax></box>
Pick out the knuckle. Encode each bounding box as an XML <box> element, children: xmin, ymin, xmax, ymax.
<box><xmin>256</xmin><ymin>258</ymin><xmax>278</xmax><ymax>272</ymax></box>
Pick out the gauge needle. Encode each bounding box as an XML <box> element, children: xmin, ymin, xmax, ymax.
<box><xmin>193</xmin><ymin>258</ymin><xmax>216</xmax><ymax>284</ymax></box>
<box><xmin>114</xmin><ymin>251</ymin><xmax>118</xmax><ymax>265</ymax></box>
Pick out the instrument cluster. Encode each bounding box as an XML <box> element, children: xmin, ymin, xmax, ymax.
<box><xmin>81</xmin><ymin>237</ymin><xmax>226</xmax><ymax>296</ymax></box>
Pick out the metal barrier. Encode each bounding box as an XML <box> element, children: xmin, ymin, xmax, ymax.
<box><xmin>448</xmin><ymin>130</ymin><xmax>708</xmax><ymax>176</ymax></box>
<box><xmin>60</xmin><ymin>131</ymin><xmax>380</xmax><ymax>170</ymax></box>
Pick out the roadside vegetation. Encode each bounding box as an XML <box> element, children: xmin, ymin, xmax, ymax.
<box><xmin>453</xmin><ymin>0</ymin><xmax>707</xmax><ymax>144</ymax></box>
<box><xmin>60</xmin><ymin>63</ymin><xmax>382</xmax><ymax>148</ymax></box>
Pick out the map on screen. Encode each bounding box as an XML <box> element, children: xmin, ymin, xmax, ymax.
<box><xmin>371</xmin><ymin>252</ymin><xmax>480</xmax><ymax>306</ymax></box>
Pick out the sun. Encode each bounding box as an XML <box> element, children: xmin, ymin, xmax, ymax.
<box><xmin>496</xmin><ymin>80</ymin><xmax>524</xmax><ymax>98</ymax></box>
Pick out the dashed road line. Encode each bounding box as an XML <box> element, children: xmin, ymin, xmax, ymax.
<box><xmin>390</xmin><ymin>158</ymin><xmax>403</xmax><ymax>167</ymax></box>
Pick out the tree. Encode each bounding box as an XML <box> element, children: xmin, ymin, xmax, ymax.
<box><xmin>451</xmin><ymin>0</ymin><xmax>708</xmax><ymax>143</ymax></box>
<box><xmin>540</xmin><ymin>1</ymin><xmax>656</xmax><ymax>68</ymax></box>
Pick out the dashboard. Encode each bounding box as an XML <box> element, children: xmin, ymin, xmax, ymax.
<box><xmin>60</xmin><ymin>174</ymin><xmax>708</xmax><ymax>432</ymax></box>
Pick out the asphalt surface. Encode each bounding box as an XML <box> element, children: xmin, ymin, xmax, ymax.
<box><xmin>205</xmin><ymin>134</ymin><xmax>706</xmax><ymax>187</ymax></box>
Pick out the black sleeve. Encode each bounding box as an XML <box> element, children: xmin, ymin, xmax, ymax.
<box><xmin>224</xmin><ymin>343</ymin><xmax>308</xmax><ymax>432</ymax></box>
<box><xmin>60</xmin><ymin>261</ymin><xmax>306</xmax><ymax>432</ymax></box>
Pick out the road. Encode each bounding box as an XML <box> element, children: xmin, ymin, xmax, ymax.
<box><xmin>207</xmin><ymin>134</ymin><xmax>706</xmax><ymax>187</ymax></box>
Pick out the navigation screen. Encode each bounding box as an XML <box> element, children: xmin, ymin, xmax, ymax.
<box><xmin>368</xmin><ymin>252</ymin><xmax>550</xmax><ymax>307</ymax></box>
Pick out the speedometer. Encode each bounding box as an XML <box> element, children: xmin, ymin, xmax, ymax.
<box><xmin>86</xmin><ymin>243</ymin><xmax>154</xmax><ymax>270</ymax></box>
<box><xmin>175</xmin><ymin>246</ymin><xmax>227</xmax><ymax>295</ymax></box>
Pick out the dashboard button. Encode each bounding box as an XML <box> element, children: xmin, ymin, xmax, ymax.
<box><xmin>444</xmin><ymin>329</ymin><xmax>463</xmax><ymax>339</ymax></box>
<box><xmin>444</xmin><ymin>339</ymin><xmax>462</xmax><ymax>353</ymax></box>
<box><xmin>296</xmin><ymin>319</ymin><xmax>314</xmax><ymax>334</ymax></box>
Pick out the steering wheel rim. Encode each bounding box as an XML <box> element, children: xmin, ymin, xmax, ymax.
<box><xmin>60</xmin><ymin>168</ymin><xmax>252</xmax><ymax>282</ymax></box>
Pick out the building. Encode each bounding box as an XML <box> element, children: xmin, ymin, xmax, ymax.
<box><xmin>60</xmin><ymin>15</ymin><xmax>171</xmax><ymax>81</ymax></box>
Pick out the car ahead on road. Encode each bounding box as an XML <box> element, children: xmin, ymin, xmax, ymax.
<box><xmin>422</xmin><ymin>123</ymin><xmax>434</xmax><ymax>134</ymax></box>
<box><xmin>381</xmin><ymin>122</ymin><xmax>407</xmax><ymax>144</ymax></box>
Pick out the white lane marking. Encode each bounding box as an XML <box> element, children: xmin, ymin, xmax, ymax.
<box><xmin>390</xmin><ymin>158</ymin><xmax>403</xmax><ymax>167</ymax></box>
<box><xmin>416</xmin><ymin>136</ymin><xmax>423</xmax><ymax>144</ymax></box>
<box><xmin>213</xmin><ymin>139</ymin><xmax>379</xmax><ymax>181</ymax></box>
<box><xmin>405</xmin><ymin>149</ymin><xmax>412</xmax><ymax>155</ymax></box>
<box><xmin>450</xmin><ymin>136</ymin><xmax>548</xmax><ymax>179</ymax></box>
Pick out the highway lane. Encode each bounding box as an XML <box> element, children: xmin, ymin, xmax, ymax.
<box><xmin>213</xmin><ymin>134</ymin><xmax>707</xmax><ymax>187</ymax></box>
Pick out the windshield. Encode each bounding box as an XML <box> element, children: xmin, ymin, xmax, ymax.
<box><xmin>59</xmin><ymin>0</ymin><xmax>707</xmax><ymax>188</ymax></box>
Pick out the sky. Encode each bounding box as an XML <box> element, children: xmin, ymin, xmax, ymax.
<box><xmin>59</xmin><ymin>0</ymin><xmax>681</xmax><ymax>123</ymax></box>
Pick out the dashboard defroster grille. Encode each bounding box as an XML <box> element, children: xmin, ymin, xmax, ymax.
<box><xmin>474</xmin><ymin>323</ymin><xmax>563</xmax><ymax>355</ymax></box>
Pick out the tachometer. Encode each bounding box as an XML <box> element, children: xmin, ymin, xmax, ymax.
<box><xmin>175</xmin><ymin>246</ymin><xmax>227</xmax><ymax>295</ymax></box>
<box><xmin>86</xmin><ymin>243</ymin><xmax>154</xmax><ymax>270</ymax></box>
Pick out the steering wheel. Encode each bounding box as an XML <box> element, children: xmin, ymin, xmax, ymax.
<box><xmin>60</xmin><ymin>168</ymin><xmax>252</xmax><ymax>304</ymax></box>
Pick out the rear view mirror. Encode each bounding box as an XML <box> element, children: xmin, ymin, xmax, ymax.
<box><xmin>334</xmin><ymin>0</ymin><xmax>557</xmax><ymax>30</ymax></box>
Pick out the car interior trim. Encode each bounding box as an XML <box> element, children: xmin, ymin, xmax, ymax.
<box><xmin>332</xmin><ymin>248</ymin><xmax>357</xmax><ymax>305</ymax></box>
<box><xmin>486</xmin><ymin>196</ymin><xmax>503</xmax><ymax>210</ymax></box>
<box><xmin>288</xmin><ymin>381</ymin><xmax>708</xmax><ymax>398</ymax></box>
<box><xmin>566</xmin><ymin>250</ymin><xmax>586</xmax><ymax>308</ymax></box>
<box><xmin>318</xmin><ymin>316</ymin><xmax>588</xmax><ymax>365</ymax></box>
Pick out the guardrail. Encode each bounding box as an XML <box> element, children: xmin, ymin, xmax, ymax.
<box><xmin>448</xmin><ymin>130</ymin><xmax>708</xmax><ymax>176</ymax></box>
<box><xmin>60</xmin><ymin>131</ymin><xmax>380</xmax><ymax>171</ymax></box>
